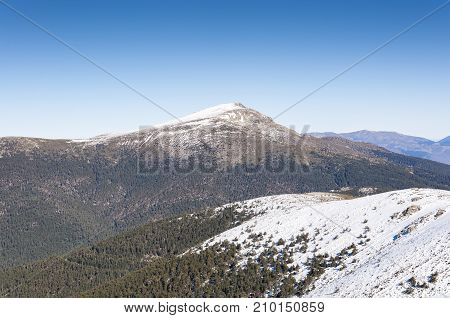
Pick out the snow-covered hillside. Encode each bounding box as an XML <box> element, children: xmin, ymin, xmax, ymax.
<box><xmin>201</xmin><ymin>188</ymin><xmax>450</xmax><ymax>297</ymax></box>
<box><xmin>67</xmin><ymin>102</ymin><xmax>296</xmax><ymax>154</ymax></box>
<box><xmin>155</xmin><ymin>102</ymin><xmax>257</xmax><ymax>128</ymax></box>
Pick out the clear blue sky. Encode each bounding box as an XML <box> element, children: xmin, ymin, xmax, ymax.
<box><xmin>1</xmin><ymin>0</ymin><xmax>449</xmax><ymax>140</ymax></box>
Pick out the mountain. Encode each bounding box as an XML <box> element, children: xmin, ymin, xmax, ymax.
<box><xmin>312</xmin><ymin>130</ymin><xmax>450</xmax><ymax>165</ymax></box>
<box><xmin>439</xmin><ymin>136</ymin><xmax>450</xmax><ymax>146</ymax></box>
<box><xmin>1</xmin><ymin>189</ymin><xmax>448</xmax><ymax>297</ymax></box>
<box><xmin>2</xmin><ymin>102</ymin><xmax>450</xmax><ymax>268</ymax></box>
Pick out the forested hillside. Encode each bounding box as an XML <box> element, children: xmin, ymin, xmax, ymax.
<box><xmin>0</xmin><ymin>193</ymin><xmax>343</xmax><ymax>298</ymax></box>
<box><xmin>0</xmin><ymin>204</ymin><xmax>252</xmax><ymax>297</ymax></box>
<box><xmin>85</xmin><ymin>189</ymin><xmax>450</xmax><ymax>298</ymax></box>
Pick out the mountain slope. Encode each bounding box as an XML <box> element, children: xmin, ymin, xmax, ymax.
<box><xmin>0</xmin><ymin>203</ymin><xmax>253</xmax><ymax>297</ymax></box>
<box><xmin>439</xmin><ymin>136</ymin><xmax>450</xmax><ymax>146</ymax></box>
<box><xmin>2</xmin><ymin>103</ymin><xmax>450</xmax><ymax>268</ymax></box>
<box><xmin>312</xmin><ymin>130</ymin><xmax>450</xmax><ymax>165</ymax></box>
<box><xmin>92</xmin><ymin>189</ymin><xmax>448</xmax><ymax>298</ymax></box>
<box><xmin>1</xmin><ymin>189</ymin><xmax>448</xmax><ymax>297</ymax></box>
<box><xmin>0</xmin><ymin>192</ymin><xmax>342</xmax><ymax>297</ymax></box>
<box><xmin>202</xmin><ymin>188</ymin><xmax>450</xmax><ymax>297</ymax></box>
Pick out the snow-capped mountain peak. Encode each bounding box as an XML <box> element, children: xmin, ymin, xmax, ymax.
<box><xmin>170</xmin><ymin>102</ymin><xmax>246</xmax><ymax>123</ymax></box>
<box><xmin>155</xmin><ymin>102</ymin><xmax>271</xmax><ymax>128</ymax></box>
<box><xmin>70</xmin><ymin>102</ymin><xmax>274</xmax><ymax>145</ymax></box>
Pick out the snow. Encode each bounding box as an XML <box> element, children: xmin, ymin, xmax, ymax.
<box><xmin>67</xmin><ymin>102</ymin><xmax>290</xmax><ymax>158</ymax></box>
<box><xmin>201</xmin><ymin>188</ymin><xmax>450</xmax><ymax>297</ymax></box>
<box><xmin>358</xmin><ymin>187</ymin><xmax>377</xmax><ymax>194</ymax></box>
<box><xmin>155</xmin><ymin>102</ymin><xmax>246</xmax><ymax>128</ymax></box>
<box><xmin>68</xmin><ymin>131</ymin><xmax>138</xmax><ymax>146</ymax></box>
<box><xmin>68</xmin><ymin>102</ymin><xmax>249</xmax><ymax>145</ymax></box>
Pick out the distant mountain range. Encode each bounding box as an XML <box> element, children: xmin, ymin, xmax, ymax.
<box><xmin>311</xmin><ymin>131</ymin><xmax>450</xmax><ymax>165</ymax></box>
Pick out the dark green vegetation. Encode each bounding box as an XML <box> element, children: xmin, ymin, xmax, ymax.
<box><xmin>0</xmin><ymin>205</ymin><xmax>251</xmax><ymax>297</ymax></box>
<box><xmin>83</xmin><ymin>232</ymin><xmax>351</xmax><ymax>298</ymax></box>
<box><xmin>83</xmin><ymin>242</ymin><xmax>330</xmax><ymax>298</ymax></box>
<box><xmin>1</xmin><ymin>134</ymin><xmax>450</xmax><ymax>268</ymax></box>
<box><xmin>0</xmin><ymin>204</ymin><xmax>347</xmax><ymax>298</ymax></box>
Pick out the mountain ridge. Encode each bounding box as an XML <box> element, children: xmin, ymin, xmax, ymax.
<box><xmin>311</xmin><ymin>130</ymin><xmax>450</xmax><ymax>165</ymax></box>
<box><xmin>439</xmin><ymin>136</ymin><xmax>450</xmax><ymax>146</ymax></box>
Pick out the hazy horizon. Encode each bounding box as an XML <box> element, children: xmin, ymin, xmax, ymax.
<box><xmin>1</xmin><ymin>0</ymin><xmax>449</xmax><ymax>140</ymax></box>
<box><xmin>1</xmin><ymin>100</ymin><xmax>449</xmax><ymax>143</ymax></box>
